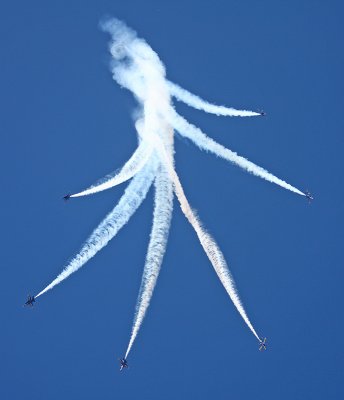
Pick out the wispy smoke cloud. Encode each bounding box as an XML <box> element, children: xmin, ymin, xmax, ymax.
<box><xmin>35</xmin><ymin>18</ymin><xmax>305</xmax><ymax>360</ymax></box>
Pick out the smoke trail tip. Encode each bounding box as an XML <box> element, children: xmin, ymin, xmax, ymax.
<box><xmin>99</xmin><ymin>17</ymin><xmax>127</xmax><ymax>34</ymax></box>
<box><xmin>99</xmin><ymin>17</ymin><xmax>137</xmax><ymax>59</ymax></box>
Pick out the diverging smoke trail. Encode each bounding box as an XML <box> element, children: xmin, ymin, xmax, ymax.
<box><xmin>169</xmin><ymin>110</ymin><xmax>305</xmax><ymax>196</ymax></box>
<box><xmin>71</xmin><ymin>141</ymin><xmax>153</xmax><ymax>198</ymax></box>
<box><xmin>168</xmin><ymin>81</ymin><xmax>260</xmax><ymax>117</ymax></box>
<box><xmin>154</xmin><ymin>136</ymin><xmax>260</xmax><ymax>341</ymax></box>
<box><xmin>125</xmin><ymin>166</ymin><xmax>173</xmax><ymax>358</ymax></box>
<box><xmin>36</xmin><ymin>156</ymin><xmax>158</xmax><ymax>298</ymax></box>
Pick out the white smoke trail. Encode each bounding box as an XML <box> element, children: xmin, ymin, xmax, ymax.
<box><xmin>101</xmin><ymin>18</ymin><xmax>261</xmax><ymax>340</ymax></box>
<box><xmin>153</xmin><ymin>135</ymin><xmax>260</xmax><ymax>340</ymax></box>
<box><xmin>168</xmin><ymin>81</ymin><xmax>260</xmax><ymax>117</ymax></box>
<box><xmin>70</xmin><ymin>140</ymin><xmax>153</xmax><ymax>198</ymax></box>
<box><xmin>101</xmin><ymin>19</ymin><xmax>168</xmax><ymax>109</ymax></box>
<box><xmin>35</xmin><ymin>156</ymin><xmax>158</xmax><ymax>298</ymax></box>
<box><xmin>125</xmin><ymin>166</ymin><xmax>173</xmax><ymax>358</ymax></box>
<box><xmin>169</xmin><ymin>110</ymin><xmax>305</xmax><ymax>196</ymax></box>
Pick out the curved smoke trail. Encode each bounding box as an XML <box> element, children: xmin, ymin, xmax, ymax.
<box><xmin>153</xmin><ymin>135</ymin><xmax>260</xmax><ymax>340</ymax></box>
<box><xmin>36</xmin><ymin>156</ymin><xmax>158</xmax><ymax>298</ymax></box>
<box><xmin>168</xmin><ymin>81</ymin><xmax>260</xmax><ymax>117</ymax></box>
<box><xmin>71</xmin><ymin>141</ymin><xmax>153</xmax><ymax>198</ymax></box>
<box><xmin>33</xmin><ymin>18</ymin><xmax>306</xmax><ymax>358</ymax></box>
<box><xmin>125</xmin><ymin>166</ymin><xmax>173</xmax><ymax>358</ymax></box>
<box><xmin>169</xmin><ymin>110</ymin><xmax>305</xmax><ymax>196</ymax></box>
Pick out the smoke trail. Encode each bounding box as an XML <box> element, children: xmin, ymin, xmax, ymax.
<box><xmin>153</xmin><ymin>136</ymin><xmax>260</xmax><ymax>340</ymax></box>
<box><xmin>35</xmin><ymin>156</ymin><xmax>158</xmax><ymax>298</ymax></box>
<box><xmin>101</xmin><ymin>18</ymin><xmax>168</xmax><ymax>108</ymax></box>
<box><xmin>70</xmin><ymin>141</ymin><xmax>153</xmax><ymax>198</ymax></box>
<box><xmin>168</xmin><ymin>81</ymin><xmax>260</xmax><ymax>117</ymax></box>
<box><xmin>125</xmin><ymin>166</ymin><xmax>173</xmax><ymax>358</ymax></box>
<box><xmin>100</xmin><ymin>19</ymin><xmax>260</xmax><ymax>340</ymax></box>
<box><xmin>169</xmin><ymin>110</ymin><xmax>304</xmax><ymax>196</ymax></box>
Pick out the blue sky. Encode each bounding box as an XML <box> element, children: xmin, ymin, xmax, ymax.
<box><xmin>1</xmin><ymin>1</ymin><xmax>343</xmax><ymax>399</ymax></box>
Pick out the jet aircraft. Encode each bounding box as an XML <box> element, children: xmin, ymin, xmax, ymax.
<box><xmin>119</xmin><ymin>358</ymin><xmax>128</xmax><ymax>371</ymax></box>
<box><xmin>63</xmin><ymin>194</ymin><xmax>71</xmax><ymax>201</ymax></box>
<box><xmin>259</xmin><ymin>337</ymin><xmax>267</xmax><ymax>351</ymax></box>
<box><xmin>305</xmin><ymin>190</ymin><xmax>314</xmax><ymax>203</ymax></box>
<box><xmin>24</xmin><ymin>295</ymin><xmax>35</xmax><ymax>307</ymax></box>
<box><xmin>259</xmin><ymin>110</ymin><xmax>266</xmax><ymax>116</ymax></box>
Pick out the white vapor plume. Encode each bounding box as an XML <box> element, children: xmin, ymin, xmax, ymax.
<box><xmin>125</xmin><ymin>166</ymin><xmax>173</xmax><ymax>358</ymax></box>
<box><xmin>168</xmin><ymin>110</ymin><xmax>305</xmax><ymax>196</ymax></box>
<box><xmin>36</xmin><ymin>158</ymin><xmax>158</xmax><ymax>298</ymax></box>
<box><xmin>168</xmin><ymin>81</ymin><xmax>260</xmax><ymax>117</ymax></box>
<box><xmin>70</xmin><ymin>140</ymin><xmax>153</xmax><ymax>198</ymax></box>
<box><xmin>35</xmin><ymin>18</ymin><xmax>307</xmax><ymax>357</ymax></box>
<box><xmin>153</xmin><ymin>135</ymin><xmax>260</xmax><ymax>340</ymax></box>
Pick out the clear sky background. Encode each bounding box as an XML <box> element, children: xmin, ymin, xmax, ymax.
<box><xmin>1</xmin><ymin>1</ymin><xmax>343</xmax><ymax>399</ymax></box>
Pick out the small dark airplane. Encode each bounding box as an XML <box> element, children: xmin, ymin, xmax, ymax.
<box><xmin>305</xmin><ymin>190</ymin><xmax>314</xmax><ymax>203</ymax></box>
<box><xmin>119</xmin><ymin>358</ymin><xmax>128</xmax><ymax>371</ymax></box>
<box><xmin>24</xmin><ymin>295</ymin><xmax>35</xmax><ymax>307</ymax></box>
<box><xmin>259</xmin><ymin>110</ymin><xmax>266</xmax><ymax>116</ymax></box>
<box><xmin>63</xmin><ymin>194</ymin><xmax>71</xmax><ymax>201</ymax></box>
<box><xmin>259</xmin><ymin>337</ymin><xmax>267</xmax><ymax>351</ymax></box>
